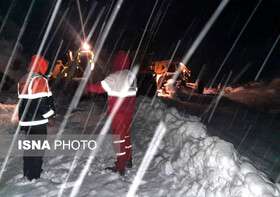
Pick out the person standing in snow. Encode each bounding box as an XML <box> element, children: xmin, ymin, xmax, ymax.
<box><xmin>86</xmin><ymin>50</ymin><xmax>137</xmax><ymax>175</ymax></box>
<box><xmin>17</xmin><ymin>55</ymin><xmax>55</xmax><ymax>180</ymax></box>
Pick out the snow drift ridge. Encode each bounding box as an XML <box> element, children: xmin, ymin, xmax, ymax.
<box><xmin>135</xmin><ymin>97</ymin><xmax>280</xmax><ymax>197</ymax></box>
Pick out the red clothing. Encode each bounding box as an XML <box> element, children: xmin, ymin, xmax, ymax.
<box><xmin>28</xmin><ymin>55</ymin><xmax>49</xmax><ymax>75</ymax></box>
<box><xmin>111</xmin><ymin>50</ymin><xmax>131</xmax><ymax>72</ymax></box>
<box><xmin>86</xmin><ymin>82</ymin><xmax>136</xmax><ymax>171</ymax></box>
<box><xmin>86</xmin><ymin>51</ymin><xmax>136</xmax><ymax>172</ymax></box>
<box><xmin>18</xmin><ymin>55</ymin><xmax>54</xmax><ymax>180</ymax></box>
<box><xmin>109</xmin><ymin>96</ymin><xmax>136</xmax><ymax>169</ymax></box>
<box><xmin>86</xmin><ymin>82</ymin><xmax>105</xmax><ymax>94</ymax></box>
<box><xmin>18</xmin><ymin>55</ymin><xmax>55</xmax><ymax>126</ymax></box>
<box><xmin>19</xmin><ymin>55</ymin><xmax>50</xmax><ymax>96</ymax></box>
<box><xmin>18</xmin><ymin>76</ymin><xmax>50</xmax><ymax>95</ymax></box>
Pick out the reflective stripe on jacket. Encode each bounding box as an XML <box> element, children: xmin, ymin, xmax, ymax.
<box><xmin>100</xmin><ymin>70</ymin><xmax>137</xmax><ymax>97</ymax></box>
<box><xmin>18</xmin><ymin>74</ymin><xmax>55</xmax><ymax>126</ymax></box>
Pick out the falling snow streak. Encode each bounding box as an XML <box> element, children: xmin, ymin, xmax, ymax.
<box><xmin>131</xmin><ymin>0</ymin><xmax>159</xmax><ymax>67</ymax></box>
<box><xmin>57</xmin><ymin>104</ymin><xmax>105</xmax><ymax>196</ymax></box>
<box><xmin>57</xmin><ymin>102</ymin><xmax>101</xmax><ymax>197</ymax></box>
<box><xmin>63</xmin><ymin>19</ymin><xmax>83</xmax><ymax>46</ymax></box>
<box><xmin>101</xmin><ymin>0</ymin><xmax>115</xmax><ymax>32</ymax></box>
<box><xmin>76</xmin><ymin>1</ymin><xmax>99</xmax><ymax>41</ymax></box>
<box><xmin>57</xmin><ymin>150</ymin><xmax>83</xmax><ymax>197</ymax></box>
<box><xmin>76</xmin><ymin>0</ymin><xmax>86</xmax><ymax>40</ymax></box>
<box><xmin>86</xmin><ymin>7</ymin><xmax>105</xmax><ymax>43</ymax></box>
<box><xmin>0</xmin><ymin>0</ymin><xmax>36</xmax><ymax>181</ymax></box>
<box><xmin>132</xmin><ymin>96</ymin><xmax>150</xmax><ymax>124</ymax></box>
<box><xmin>126</xmin><ymin>121</ymin><xmax>167</xmax><ymax>197</ymax></box>
<box><xmin>0</xmin><ymin>0</ymin><xmax>16</xmax><ymax>35</ymax></box>
<box><xmin>91</xmin><ymin>3</ymin><xmax>119</xmax><ymax>61</ymax></box>
<box><xmin>12</xmin><ymin>0</ymin><xmax>62</xmax><ymax>122</ymax></box>
<box><xmin>47</xmin><ymin>40</ymin><xmax>64</xmax><ymax>79</ymax></box>
<box><xmin>0</xmin><ymin>0</ymin><xmax>63</xmax><ymax>181</ymax></box>
<box><xmin>140</xmin><ymin>0</ymin><xmax>170</xmax><ymax>59</ymax></box>
<box><xmin>170</xmin><ymin>0</ymin><xmax>230</xmax><ymax>88</ymax></box>
<box><xmin>182</xmin><ymin>0</ymin><xmax>230</xmax><ymax>65</ymax></box>
<box><xmin>231</xmin><ymin>63</ymin><xmax>252</xmax><ymax>84</ymax></box>
<box><xmin>207</xmin><ymin>71</ymin><xmax>232</xmax><ymax>123</ymax></box>
<box><xmin>83</xmin><ymin>1</ymin><xmax>98</xmax><ymax>30</ymax></box>
<box><xmin>151</xmin><ymin>0</ymin><xmax>173</xmax><ymax>42</ymax></box>
<box><xmin>254</xmin><ymin>33</ymin><xmax>280</xmax><ymax>81</ymax></box>
<box><xmin>37</xmin><ymin>1</ymin><xmax>58</xmax><ymax>42</ymax></box>
<box><xmin>94</xmin><ymin>3</ymin><xmax>115</xmax><ymax>58</ymax></box>
<box><xmin>0</xmin><ymin>0</ymin><xmax>35</xmax><ymax>92</ymax></box>
<box><xmin>129</xmin><ymin>79</ymin><xmax>158</xmax><ymax>129</ymax></box>
<box><xmin>210</xmin><ymin>0</ymin><xmax>263</xmax><ymax>88</ymax></box>
<box><xmin>150</xmin><ymin>40</ymin><xmax>181</xmax><ymax>106</ymax></box>
<box><xmin>0</xmin><ymin>128</ymin><xmax>21</xmax><ymax>182</ymax></box>
<box><xmin>187</xmin><ymin>64</ymin><xmax>207</xmax><ymax>101</ymax></box>
<box><xmin>81</xmin><ymin>103</ymin><xmax>98</xmax><ymax>134</ymax></box>
<box><xmin>69</xmin><ymin>66</ymin><xmax>138</xmax><ymax>197</ymax></box>
<box><xmin>69</xmin><ymin>98</ymin><xmax>124</xmax><ymax>197</ymax></box>
<box><xmin>42</xmin><ymin>8</ymin><xmax>69</xmax><ymax>57</ymax></box>
<box><xmin>237</xmin><ymin>124</ymin><xmax>253</xmax><ymax>151</ymax></box>
<box><xmin>103</xmin><ymin>29</ymin><xmax>126</xmax><ymax>74</ymax></box>
<box><xmin>56</xmin><ymin>0</ymin><xmax>123</xmax><ymax>138</ymax></box>
<box><xmin>132</xmin><ymin>39</ymin><xmax>181</xmax><ymax>115</ymax></box>
<box><xmin>92</xmin><ymin>0</ymin><xmax>115</xmax><ymax>46</ymax></box>
<box><xmin>201</xmin><ymin>70</ymin><xmax>232</xmax><ymax>122</ymax></box>
<box><xmin>0</xmin><ymin>99</ymin><xmax>33</xmax><ymax>181</ymax></box>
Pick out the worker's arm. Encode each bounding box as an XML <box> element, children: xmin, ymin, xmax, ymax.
<box><xmin>32</xmin><ymin>77</ymin><xmax>56</xmax><ymax>119</ymax></box>
<box><xmin>86</xmin><ymin>82</ymin><xmax>106</xmax><ymax>94</ymax></box>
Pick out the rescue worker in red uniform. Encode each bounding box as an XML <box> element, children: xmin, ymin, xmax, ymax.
<box><xmin>18</xmin><ymin>55</ymin><xmax>55</xmax><ymax>180</ymax></box>
<box><xmin>86</xmin><ymin>50</ymin><xmax>137</xmax><ymax>175</ymax></box>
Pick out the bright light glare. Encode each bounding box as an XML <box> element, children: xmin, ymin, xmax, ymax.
<box><xmin>82</xmin><ymin>42</ymin><xmax>90</xmax><ymax>50</ymax></box>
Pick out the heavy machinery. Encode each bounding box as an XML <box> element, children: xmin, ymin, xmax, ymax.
<box><xmin>137</xmin><ymin>59</ymin><xmax>191</xmax><ymax>97</ymax></box>
<box><xmin>51</xmin><ymin>42</ymin><xmax>94</xmax><ymax>81</ymax></box>
<box><xmin>49</xmin><ymin>42</ymin><xmax>97</xmax><ymax>99</ymax></box>
<box><xmin>151</xmin><ymin>60</ymin><xmax>191</xmax><ymax>95</ymax></box>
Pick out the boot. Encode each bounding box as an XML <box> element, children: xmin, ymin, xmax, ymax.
<box><xmin>23</xmin><ymin>157</ymin><xmax>43</xmax><ymax>181</ymax></box>
<box><xmin>105</xmin><ymin>166</ymin><xmax>125</xmax><ymax>176</ymax></box>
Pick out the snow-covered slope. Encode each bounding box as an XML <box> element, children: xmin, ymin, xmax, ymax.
<box><xmin>224</xmin><ymin>79</ymin><xmax>280</xmax><ymax>113</ymax></box>
<box><xmin>0</xmin><ymin>97</ymin><xmax>279</xmax><ymax>196</ymax></box>
<box><xmin>135</xmin><ymin>97</ymin><xmax>280</xmax><ymax>197</ymax></box>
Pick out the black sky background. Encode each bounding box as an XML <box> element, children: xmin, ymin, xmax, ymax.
<box><xmin>0</xmin><ymin>0</ymin><xmax>280</xmax><ymax>84</ymax></box>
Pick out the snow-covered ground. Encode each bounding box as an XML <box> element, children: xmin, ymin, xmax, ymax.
<box><xmin>224</xmin><ymin>79</ymin><xmax>280</xmax><ymax>113</ymax></box>
<box><xmin>174</xmin><ymin>81</ymin><xmax>280</xmax><ymax>183</ymax></box>
<box><xmin>199</xmin><ymin>78</ymin><xmax>280</xmax><ymax>113</ymax></box>
<box><xmin>0</xmin><ymin>94</ymin><xmax>279</xmax><ymax>196</ymax></box>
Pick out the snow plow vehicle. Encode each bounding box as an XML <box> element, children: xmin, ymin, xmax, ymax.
<box><xmin>151</xmin><ymin>60</ymin><xmax>191</xmax><ymax>96</ymax></box>
<box><xmin>51</xmin><ymin>42</ymin><xmax>94</xmax><ymax>81</ymax></box>
<box><xmin>137</xmin><ymin>60</ymin><xmax>191</xmax><ymax>97</ymax></box>
<box><xmin>49</xmin><ymin>42</ymin><xmax>101</xmax><ymax>98</ymax></box>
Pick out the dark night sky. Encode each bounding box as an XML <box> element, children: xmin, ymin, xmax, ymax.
<box><xmin>0</xmin><ymin>0</ymin><xmax>280</xmax><ymax>84</ymax></box>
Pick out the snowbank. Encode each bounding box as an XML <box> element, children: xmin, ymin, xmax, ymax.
<box><xmin>134</xmin><ymin>97</ymin><xmax>280</xmax><ymax>197</ymax></box>
<box><xmin>0</xmin><ymin>96</ymin><xmax>279</xmax><ymax>196</ymax></box>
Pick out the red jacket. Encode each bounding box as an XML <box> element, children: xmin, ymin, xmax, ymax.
<box><xmin>87</xmin><ymin>51</ymin><xmax>137</xmax><ymax>171</ymax></box>
<box><xmin>86</xmin><ymin>51</ymin><xmax>137</xmax><ymax>112</ymax></box>
<box><xmin>18</xmin><ymin>55</ymin><xmax>55</xmax><ymax>126</ymax></box>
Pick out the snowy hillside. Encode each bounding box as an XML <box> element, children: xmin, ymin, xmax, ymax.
<box><xmin>225</xmin><ymin>79</ymin><xmax>280</xmax><ymax>113</ymax></box>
